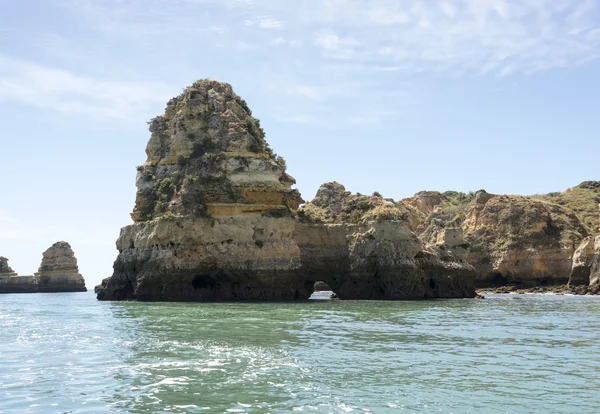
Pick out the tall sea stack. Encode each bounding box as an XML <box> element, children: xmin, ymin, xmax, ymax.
<box><xmin>35</xmin><ymin>242</ymin><xmax>87</xmax><ymax>292</ymax></box>
<box><xmin>97</xmin><ymin>79</ymin><xmax>477</xmax><ymax>301</ymax></box>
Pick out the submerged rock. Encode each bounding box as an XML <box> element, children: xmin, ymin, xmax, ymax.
<box><xmin>97</xmin><ymin>80</ymin><xmax>476</xmax><ymax>301</ymax></box>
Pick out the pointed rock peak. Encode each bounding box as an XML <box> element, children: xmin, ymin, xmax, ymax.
<box><xmin>132</xmin><ymin>79</ymin><xmax>302</xmax><ymax>222</ymax></box>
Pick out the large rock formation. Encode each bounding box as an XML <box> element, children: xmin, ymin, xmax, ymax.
<box><xmin>0</xmin><ymin>242</ymin><xmax>87</xmax><ymax>294</ymax></box>
<box><xmin>98</xmin><ymin>80</ymin><xmax>309</xmax><ymax>301</ymax></box>
<box><xmin>408</xmin><ymin>189</ymin><xmax>589</xmax><ymax>288</ymax></box>
<box><xmin>97</xmin><ymin>80</ymin><xmax>477</xmax><ymax>301</ymax></box>
<box><xmin>296</xmin><ymin>183</ymin><xmax>476</xmax><ymax>299</ymax></box>
<box><xmin>34</xmin><ymin>242</ymin><xmax>87</xmax><ymax>292</ymax></box>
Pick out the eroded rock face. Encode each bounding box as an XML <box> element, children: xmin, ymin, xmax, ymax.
<box><xmin>131</xmin><ymin>80</ymin><xmax>301</xmax><ymax>222</ymax></box>
<box><xmin>98</xmin><ymin>80</ymin><xmax>310</xmax><ymax>301</ymax></box>
<box><xmin>35</xmin><ymin>242</ymin><xmax>87</xmax><ymax>292</ymax></box>
<box><xmin>569</xmin><ymin>237</ymin><xmax>596</xmax><ymax>286</ymax></box>
<box><xmin>0</xmin><ymin>257</ymin><xmax>17</xmax><ymax>276</ymax></box>
<box><xmin>590</xmin><ymin>236</ymin><xmax>600</xmax><ymax>287</ymax></box>
<box><xmin>97</xmin><ymin>81</ymin><xmax>476</xmax><ymax>301</ymax></box>
<box><xmin>0</xmin><ymin>243</ymin><xmax>87</xmax><ymax>293</ymax></box>
<box><xmin>569</xmin><ymin>236</ymin><xmax>600</xmax><ymax>287</ymax></box>
<box><xmin>412</xmin><ymin>188</ymin><xmax>590</xmax><ymax>288</ymax></box>
<box><xmin>297</xmin><ymin>183</ymin><xmax>476</xmax><ymax>299</ymax></box>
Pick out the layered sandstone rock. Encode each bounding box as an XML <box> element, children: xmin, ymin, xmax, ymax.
<box><xmin>0</xmin><ymin>243</ymin><xmax>87</xmax><ymax>293</ymax></box>
<box><xmin>34</xmin><ymin>242</ymin><xmax>87</xmax><ymax>292</ymax></box>
<box><xmin>97</xmin><ymin>81</ymin><xmax>476</xmax><ymax>301</ymax></box>
<box><xmin>98</xmin><ymin>80</ymin><xmax>310</xmax><ymax>301</ymax></box>
<box><xmin>296</xmin><ymin>183</ymin><xmax>476</xmax><ymax>299</ymax></box>
<box><xmin>0</xmin><ymin>257</ymin><xmax>38</xmax><ymax>293</ymax></box>
<box><xmin>411</xmin><ymin>189</ymin><xmax>590</xmax><ymax>288</ymax></box>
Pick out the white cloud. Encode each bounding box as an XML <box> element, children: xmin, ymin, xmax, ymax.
<box><xmin>259</xmin><ymin>17</ymin><xmax>285</xmax><ymax>29</ymax></box>
<box><xmin>0</xmin><ymin>55</ymin><xmax>175</xmax><ymax>120</ymax></box>
<box><xmin>314</xmin><ymin>30</ymin><xmax>360</xmax><ymax>59</ymax></box>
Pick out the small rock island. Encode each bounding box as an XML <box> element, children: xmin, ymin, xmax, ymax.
<box><xmin>0</xmin><ymin>242</ymin><xmax>87</xmax><ymax>293</ymax></box>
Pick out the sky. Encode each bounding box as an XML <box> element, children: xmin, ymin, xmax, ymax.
<box><xmin>1</xmin><ymin>0</ymin><xmax>599</xmax><ymax>287</ymax></box>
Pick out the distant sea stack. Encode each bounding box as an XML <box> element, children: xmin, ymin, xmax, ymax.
<box><xmin>97</xmin><ymin>79</ymin><xmax>477</xmax><ymax>301</ymax></box>
<box><xmin>35</xmin><ymin>242</ymin><xmax>87</xmax><ymax>292</ymax></box>
<box><xmin>0</xmin><ymin>242</ymin><xmax>87</xmax><ymax>294</ymax></box>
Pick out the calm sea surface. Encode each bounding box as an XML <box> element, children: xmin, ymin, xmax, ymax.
<box><xmin>1</xmin><ymin>291</ymin><xmax>599</xmax><ymax>413</ymax></box>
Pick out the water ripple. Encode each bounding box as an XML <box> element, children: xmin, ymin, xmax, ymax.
<box><xmin>1</xmin><ymin>292</ymin><xmax>600</xmax><ymax>413</ymax></box>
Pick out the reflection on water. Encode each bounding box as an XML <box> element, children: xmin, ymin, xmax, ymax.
<box><xmin>1</xmin><ymin>292</ymin><xmax>600</xmax><ymax>413</ymax></box>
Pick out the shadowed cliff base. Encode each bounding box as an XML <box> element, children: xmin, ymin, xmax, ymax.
<box><xmin>96</xmin><ymin>80</ymin><xmax>477</xmax><ymax>302</ymax></box>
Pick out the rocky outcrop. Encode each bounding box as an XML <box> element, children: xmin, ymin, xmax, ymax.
<box><xmin>0</xmin><ymin>242</ymin><xmax>87</xmax><ymax>294</ymax></box>
<box><xmin>0</xmin><ymin>257</ymin><xmax>38</xmax><ymax>293</ymax></box>
<box><xmin>410</xmin><ymin>189</ymin><xmax>589</xmax><ymax>288</ymax></box>
<box><xmin>297</xmin><ymin>183</ymin><xmax>476</xmax><ymax>299</ymax></box>
<box><xmin>98</xmin><ymin>80</ymin><xmax>310</xmax><ymax>301</ymax></box>
<box><xmin>568</xmin><ymin>235</ymin><xmax>600</xmax><ymax>288</ymax></box>
<box><xmin>97</xmin><ymin>80</ymin><xmax>477</xmax><ymax>301</ymax></box>
<box><xmin>34</xmin><ymin>242</ymin><xmax>87</xmax><ymax>292</ymax></box>
<box><xmin>0</xmin><ymin>257</ymin><xmax>17</xmax><ymax>276</ymax></box>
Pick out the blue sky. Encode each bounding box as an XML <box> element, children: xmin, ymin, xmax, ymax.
<box><xmin>1</xmin><ymin>0</ymin><xmax>599</xmax><ymax>286</ymax></box>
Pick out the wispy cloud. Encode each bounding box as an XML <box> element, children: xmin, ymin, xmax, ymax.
<box><xmin>314</xmin><ymin>30</ymin><xmax>360</xmax><ymax>59</ymax></box>
<box><xmin>0</xmin><ymin>55</ymin><xmax>175</xmax><ymax>120</ymax></box>
<box><xmin>258</xmin><ymin>17</ymin><xmax>285</xmax><ymax>29</ymax></box>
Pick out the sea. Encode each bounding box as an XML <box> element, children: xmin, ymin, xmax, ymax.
<box><xmin>1</xmin><ymin>291</ymin><xmax>599</xmax><ymax>413</ymax></box>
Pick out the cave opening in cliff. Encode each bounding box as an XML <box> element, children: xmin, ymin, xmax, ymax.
<box><xmin>309</xmin><ymin>281</ymin><xmax>339</xmax><ymax>299</ymax></box>
<box><xmin>490</xmin><ymin>273</ymin><xmax>509</xmax><ymax>287</ymax></box>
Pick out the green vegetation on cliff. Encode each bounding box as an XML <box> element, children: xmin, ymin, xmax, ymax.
<box><xmin>532</xmin><ymin>181</ymin><xmax>600</xmax><ymax>233</ymax></box>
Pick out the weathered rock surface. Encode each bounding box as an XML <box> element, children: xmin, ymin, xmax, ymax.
<box><xmin>568</xmin><ymin>235</ymin><xmax>600</xmax><ymax>288</ymax></box>
<box><xmin>0</xmin><ymin>243</ymin><xmax>87</xmax><ymax>293</ymax></box>
<box><xmin>297</xmin><ymin>183</ymin><xmax>476</xmax><ymax>299</ymax></box>
<box><xmin>98</xmin><ymin>80</ymin><xmax>310</xmax><ymax>301</ymax></box>
<box><xmin>0</xmin><ymin>257</ymin><xmax>39</xmax><ymax>293</ymax></box>
<box><xmin>0</xmin><ymin>257</ymin><xmax>17</xmax><ymax>276</ymax></box>
<box><xmin>97</xmin><ymin>80</ymin><xmax>476</xmax><ymax>301</ymax></box>
<box><xmin>409</xmin><ymin>189</ymin><xmax>590</xmax><ymax>289</ymax></box>
<box><xmin>34</xmin><ymin>242</ymin><xmax>87</xmax><ymax>292</ymax></box>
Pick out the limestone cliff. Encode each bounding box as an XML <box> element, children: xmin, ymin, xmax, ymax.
<box><xmin>97</xmin><ymin>81</ymin><xmax>476</xmax><ymax>301</ymax></box>
<box><xmin>0</xmin><ymin>243</ymin><xmax>87</xmax><ymax>293</ymax></box>
<box><xmin>409</xmin><ymin>187</ymin><xmax>592</xmax><ymax>289</ymax></box>
<box><xmin>98</xmin><ymin>80</ymin><xmax>310</xmax><ymax>301</ymax></box>
<box><xmin>297</xmin><ymin>183</ymin><xmax>476</xmax><ymax>299</ymax></box>
<box><xmin>131</xmin><ymin>80</ymin><xmax>301</xmax><ymax>222</ymax></box>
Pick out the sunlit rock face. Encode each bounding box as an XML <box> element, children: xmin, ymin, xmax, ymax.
<box><xmin>97</xmin><ymin>80</ymin><xmax>477</xmax><ymax>302</ymax></box>
<box><xmin>98</xmin><ymin>80</ymin><xmax>310</xmax><ymax>301</ymax></box>
<box><xmin>0</xmin><ymin>243</ymin><xmax>87</xmax><ymax>293</ymax></box>
<box><xmin>297</xmin><ymin>182</ymin><xmax>476</xmax><ymax>300</ymax></box>
<box><xmin>404</xmin><ymin>188</ymin><xmax>591</xmax><ymax>288</ymax></box>
<box><xmin>34</xmin><ymin>242</ymin><xmax>87</xmax><ymax>292</ymax></box>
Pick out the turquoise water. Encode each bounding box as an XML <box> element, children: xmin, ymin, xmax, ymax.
<box><xmin>1</xmin><ymin>292</ymin><xmax>600</xmax><ymax>413</ymax></box>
